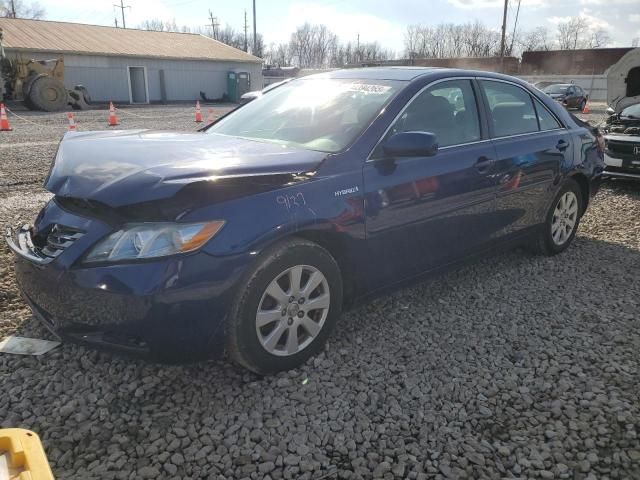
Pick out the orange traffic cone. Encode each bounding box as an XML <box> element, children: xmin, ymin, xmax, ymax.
<box><xmin>207</xmin><ymin>108</ymin><xmax>214</xmax><ymax>123</ymax></box>
<box><xmin>194</xmin><ymin>101</ymin><xmax>203</xmax><ymax>123</ymax></box>
<box><xmin>108</xmin><ymin>101</ymin><xmax>119</xmax><ymax>126</ymax></box>
<box><xmin>66</xmin><ymin>112</ymin><xmax>77</xmax><ymax>130</ymax></box>
<box><xmin>0</xmin><ymin>103</ymin><xmax>12</xmax><ymax>131</ymax></box>
<box><xmin>582</xmin><ymin>100</ymin><xmax>590</xmax><ymax>114</ymax></box>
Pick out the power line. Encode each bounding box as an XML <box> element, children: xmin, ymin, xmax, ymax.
<box><xmin>113</xmin><ymin>0</ymin><xmax>131</xmax><ymax>29</ymax></box>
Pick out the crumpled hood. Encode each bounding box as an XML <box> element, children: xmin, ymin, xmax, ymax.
<box><xmin>46</xmin><ymin>130</ymin><xmax>327</xmax><ymax>208</ymax></box>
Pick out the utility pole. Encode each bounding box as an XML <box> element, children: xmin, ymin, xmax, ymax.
<box><xmin>508</xmin><ymin>0</ymin><xmax>521</xmax><ymax>57</ymax></box>
<box><xmin>9</xmin><ymin>0</ymin><xmax>16</xmax><ymax>17</ymax></box>
<box><xmin>208</xmin><ymin>9</ymin><xmax>219</xmax><ymax>39</ymax></box>
<box><xmin>252</xmin><ymin>0</ymin><xmax>257</xmax><ymax>55</ymax></box>
<box><xmin>114</xmin><ymin>17</ymin><xmax>119</xmax><ymax>28</ymax></box>
<box><xmin>356</xmin><ymin>33</ymin><xmax>360</xmax><ymax>63</ymax></box>
<box><xmin>499</xmin><ymin>0</ymin><xmax>508</xmax><ymax>73</ymax></box>
<box><xmin>244</xmin><ymin>10</ymin><xmax>249</xmax><ymax>52</ymax></box>
<box><xmin>113</xmin><ymin>0</ymin><xmax>130</xmax><ymax>29</ymax></box>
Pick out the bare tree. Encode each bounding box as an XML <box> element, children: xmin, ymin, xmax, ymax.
<box><xmin>265</xmin><ymin>42</ymin><xmax>292</xmax><ymax>66</ymax></box>
<box><xmin>517</xmin><ymin>26</ymin><xmax>552</xmax><ymax>52</ymax></box>
<box><xmin>404</xmin><ymin>25</ymin><xmax>420</xmax><ymax>59</ymax></box>
<box><xmin>137</xmin><ymin>16</ymin><xmax>263</xmax><ymax>57</ymax></box>
<box><xmin>404</xmin><ymin>21</ymin><xmax>501</xmax><ymax>59</ymax></box>
<box><xmin>588</xmin><ymin>29</ymin><xmax>611</xmax><ymax>48</ymax></box>
<box><xmin>217</xmin><ymin>26</ymin><xmax>245</xmax><ymax>50</ymax></box>
<box><xmin>0</xmin><ymin>0</ymin><xmax>44</xmax><ymax>18</ymax></box>
<box><xmin>289</xmin><ymin>23</ymin><xmax>336</xmax><ymax>68</ymax></box>
<box><xmin>249</xmin><ymin>33</ymin><xmax>264</xmax><ymax>58</ymax></box>
<box><xmin>287</xmin><ymin>23</ymin><xmax>392</xmax><ymax>68</ymax></box>
<box><xmin>556</xmin><ymin>18</ymin><xmax>588</xmax><ymax>50</ymax></box>
<box><xmin>138</xmin><ymin>18</ymin><xmax>179</xmax><ymax>32</ymax></box>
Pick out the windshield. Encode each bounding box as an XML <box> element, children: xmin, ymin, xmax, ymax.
<box><xmin>544</xmin><ymin>85</ymin><xmax>570</xmax><ymax>94</ymax></box>
<box><xmin>208</xmin><ymin>78</ymin><xmax>404</xmax><ymax>153</ymax></box>
<box><xmin>620</xmin><ymin>103</ymin><xmax>640</xmax><ymax>118</ymax></box>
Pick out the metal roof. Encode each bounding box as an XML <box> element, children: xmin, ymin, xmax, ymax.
<box><xmin>0</xmin><ymin>18</ymin><xmax>261</xmax><ymax>63</ymax></box>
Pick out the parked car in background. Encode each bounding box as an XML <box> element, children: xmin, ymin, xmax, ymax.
<box><xmin>532</xmin><ymin>80</ymin><xmax>555</xmax><ymax>91</ymax></box>
<box><xmin>602</xmin><ymin>101</ymin><xmax>640</xmax><ymax>180</ymax></box>
<box><xmin>7</xmin><ymin>68</ymin><xmax>603</xmax><ymax>374</ymax></box>
<box><xmin>239</xmin><ymin>78</ymin><xmax>293</xmax><ymax>104</ymax></box>
<box><xmin>543</xmin><ymin>83</ymin><xmax>588</xmax><ymax>110</ymax></box>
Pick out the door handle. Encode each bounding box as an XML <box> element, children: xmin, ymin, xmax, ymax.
<box><xmin>475</xmin><ymin>156</ymin><xmax>495</xmax><ymax>174</ymax></box>
<box><xmin>556</xmin><ymin>139</ymin><xmax>569</xmax><ymax>151</ymax></box>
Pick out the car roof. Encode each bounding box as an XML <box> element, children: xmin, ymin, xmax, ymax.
<box><xmin>304</xmin><ymin>67</ymin><xmax>532</xmax><ymax>84</ymax></box>
<box><xmin>320</xmin><ymin>67</ymin><xmax>439</xmax><ymax>81</ymax></box>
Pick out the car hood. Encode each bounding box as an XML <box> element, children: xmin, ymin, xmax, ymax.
<box><xmin>610</xmin><ymin>96</ymin><xmax>640</xmax><ymax>113</ymax></box>
<box><xmin>548</xmin><ymin>93</ymin><xmax>566</xmax><ymax>99</ymax></box>
<box><xmin>46</xmin><ymin>130</ymin><xmax>327</xmax><ymax>208</ymax></box>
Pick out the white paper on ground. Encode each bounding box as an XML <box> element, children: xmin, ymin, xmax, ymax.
<box><xmin>0</xmin><ymin>336</ymin><xmax>60</xmax><ymax>356</ymax></box>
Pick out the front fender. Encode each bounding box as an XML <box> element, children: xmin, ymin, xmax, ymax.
<box><xmin>193</xmin><ymin>172</ymin><xmax>366</xmax><ymax>258</ymax></box>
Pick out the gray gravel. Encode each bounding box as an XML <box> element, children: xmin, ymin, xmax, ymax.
<box><xmin>1</xmin><ymin>105</ymin><xmax>639</xmax><ymax>479</ymax></box>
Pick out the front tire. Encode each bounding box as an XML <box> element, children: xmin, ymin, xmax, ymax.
<box><xmin>227</xmin><ymin>239</ymin><xmax>343</xmax><ymax>374</ymax></box>
<box><xmin>533</xmin><ymin>179</ymin><xmax>583</xmax><ymax>256</ymax></box>
<box><xmin>29</xmin><ymin>76</ymin><xmax>68</xmax><ymax>111</ymax></box>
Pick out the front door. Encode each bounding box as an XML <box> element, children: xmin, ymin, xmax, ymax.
<box><xmin>363</xmin><ymin>79</ymin><xmax>499</xmax><ymax>289</ymax></box>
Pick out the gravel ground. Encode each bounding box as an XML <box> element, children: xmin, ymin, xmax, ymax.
<box><xmin>1</xmin><ymin>105</ymin><xmax>639</xmax><ymax>480</ymax></box>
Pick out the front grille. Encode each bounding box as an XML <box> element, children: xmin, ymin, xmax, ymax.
<box><xmin>606</xmin><ymin>140</ymin><xmax>640</xmax><ymax>155</ymax></box>
<box><xmin>34</xmin><ymin>224</ymin><xmax>84</xmax><ymax>262</ymax></box>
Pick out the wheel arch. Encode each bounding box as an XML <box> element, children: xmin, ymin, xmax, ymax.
<box><xmin>567</xmin><ymin>172</ymin><xmax>590</xmax><ymax>215</ymax></box>
<box><xmin>289</xmin><ymin>229</ymin><xmax>359</xmax><ymax>306</ymax></box>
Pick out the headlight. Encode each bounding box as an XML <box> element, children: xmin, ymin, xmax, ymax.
<box><xmin>84</xmin><ymin>221</ymin><xmax>224</xmax><ymax>263</ymax></box>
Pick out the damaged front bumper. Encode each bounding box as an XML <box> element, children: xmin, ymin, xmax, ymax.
<box><xmin>5</xmin><ymin>201</ymin><xmax>251</xmax><ymax>362</ymax></box>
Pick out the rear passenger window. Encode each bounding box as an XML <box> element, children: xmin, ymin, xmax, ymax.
<box><xmin>480</xmin><ymin>80</ymin><xmax>538</xmax><ymax>137</ymax></box>
<box><xmin>534</xmin><ymin>98</ymin><xmax>562</xmax><ymax>131</ymax></box>
<box><xmin>384</xmin><ymin>79</ymin><xmax>481</xmax><ymax>148</ymax></box>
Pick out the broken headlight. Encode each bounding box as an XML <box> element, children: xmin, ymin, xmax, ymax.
<box><xmin>84</xmin><ymin>221</ymin><xmax>224</xmax><ymax>263</ymax></box>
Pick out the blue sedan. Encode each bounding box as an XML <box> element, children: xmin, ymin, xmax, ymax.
<box><xmin>7</xmin><ymin>68</ymin><xmax>604</xmax><ymax>373</ymax></box>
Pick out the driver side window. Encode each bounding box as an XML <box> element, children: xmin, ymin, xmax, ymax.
<box><xmin>383</xmin><ymin>79</ymin><xmax>481</xmax><ymax>149</ymax></box>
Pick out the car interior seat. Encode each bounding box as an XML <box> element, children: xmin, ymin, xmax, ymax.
<box><xmin>402</xmin><ymin>94</ymin><xmax>457</xmax><ymax>146</ymax></box>
<box><xmin>491</xmin><ymin>102</ymin><xmax>536</xmax><ymax>136</ymax></box>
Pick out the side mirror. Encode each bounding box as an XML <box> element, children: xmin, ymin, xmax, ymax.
<box><xmin>605</xmin><ymin>106</ymin><xmax>615</xmax><ymax>116</ymax></box>
<box><xmin>382</xmin><ymin>131</ymin><xmax>439</xmax><ymax>158</ymax></box>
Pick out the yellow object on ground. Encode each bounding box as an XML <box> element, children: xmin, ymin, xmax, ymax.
<box><xmin>0</xmin><ymin>429</ymin><xmax>54</xmax><ymax>480</ymax></box>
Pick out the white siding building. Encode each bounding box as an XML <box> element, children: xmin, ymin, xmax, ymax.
<box><xmin>0</xmin><ymin>18</ymin><xmax>262</xmax><ymax>104</ymax></box>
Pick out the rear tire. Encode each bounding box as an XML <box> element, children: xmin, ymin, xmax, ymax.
<box><xmin>533</xmin><ymin>179</ymin><xmax>583</xmax><ymax>256</ymax></box>
<box><xmin>29</xmin><ymin>76</ymin><xmax>68</xmax><ymax>111</ymax></box>
<box><xmin>227</xmin><ymin>239</ymin><xmax>343</xmax><ymax>374</ymax></box>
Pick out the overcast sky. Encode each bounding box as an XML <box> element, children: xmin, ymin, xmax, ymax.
<box><xmin>38</xmin><ymin>0</ymin><xmax>640</xmax><ymax>52</ymax></box>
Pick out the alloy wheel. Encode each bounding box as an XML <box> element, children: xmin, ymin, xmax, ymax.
<box><xmin>256</xmin><ymin>265</ymin><xmax>330</xmax><ymax>357</ymax></box>
<box><xmin>551</xmin><ymin>191</ymin><xmax>578</xmax><ymax>246</ymax></box>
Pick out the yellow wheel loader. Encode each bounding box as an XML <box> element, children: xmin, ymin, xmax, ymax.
<box><xmin>0</xmin><ymin>27</ymin><xmax>91</xmax><ymax>111</ymax></box>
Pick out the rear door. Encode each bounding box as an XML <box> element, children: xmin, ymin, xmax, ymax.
<box><xmin>479</xmin><ymin>79</ymin><xmax>570</xmax><ymax>238</ymax></box>
<box><xmin>363</xmin><ymin>78</ymin><xmax>499</xmax><ymax>288</ymax></box>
